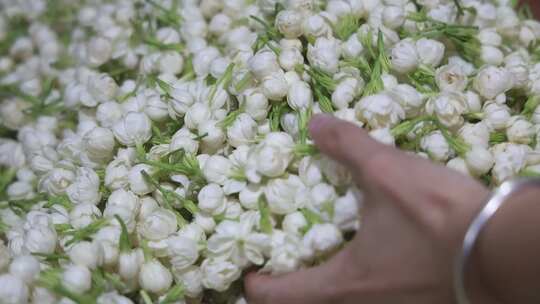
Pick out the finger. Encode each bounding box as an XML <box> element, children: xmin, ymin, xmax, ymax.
<box><xmin>308</xmin><ymin>114</ymin><xmax>394</xmax><ymax>181</ymax></box>
<box><xmin>244</xmin><ymin>250</ymin><xmax>354</xmax><ymax>304</ymax></box>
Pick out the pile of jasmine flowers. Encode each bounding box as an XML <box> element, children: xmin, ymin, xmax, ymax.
<box><xmin>0</xmin><ymin>0</ymin><xmax>540</xmax><ymax>303</ymax></box>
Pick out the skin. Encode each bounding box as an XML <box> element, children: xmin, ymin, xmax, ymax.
<box><xmin>244</xmin><ymin>114</ymin><xmax>540</xmax><ymax>304</ymax></box>
<box><xmin>527</xmin><ymin>0</ymin><xmax>540</xmax><ymax>17</ymax></box>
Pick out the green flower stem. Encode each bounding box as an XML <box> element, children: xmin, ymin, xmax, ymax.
<box><xmin>114</xmin><ymin>215</ymin><xmax>132</xmax><ymax>253</ymax></box>
<box><xmin>258</xmin><ymin>196</ymin><xmax>273</xmax><ymax>234</ymax></box>
<box><xmin>521</xmin><ymin>95</ymin><xmax>540</xmax><ymax>119</ymax></box>
<box><xmin>301</xmin><ymin>208</ymin><xmax>322</xmax><ymax>234</ymax></box>
<box><xmin>207</xmin><ymin>63</ymin><xmax>235</xmax><ymax>109</ymax></box>
<box><xmin>294</xmin><ymin>143</ymin><xmax>318</xmax><ymax>157</ymax></box>
<box><xmin>391</xmin><ymin>115</ymin><xmax>435</xmax><ymax>137</ymax></box>
<box><xmin>63</xmin><ymin>218</ymin><xmax>109</xmax><ymax>246</ymax></box>
<box><xmin>234</xmin><ymin>71</ymin><xmax>253</xmax><ymax>92</ymax></box>
<box><xmin>489</xmin><ymin>131</ymin><xmax>508</xmax><ymax>145</ymax></box>
<box><xmin>434</xmin><ymin>120</ymin><xmax>470</xmax><ymax>156</ymax></box>
<box><xmin>160</xmin><ymin>284</ymin><xmax>185</xmax><ymax>304</ymax></box>
<box><xmin>140</xmin><ymin>289</ymin><xmax>154</xmax><ymax>304</ymax></box>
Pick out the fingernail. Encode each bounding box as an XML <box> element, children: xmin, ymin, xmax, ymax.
<box><xmin>309</xmin><ymin>114</ymin><xmax>333</xmax><ymax>135</ymax></box>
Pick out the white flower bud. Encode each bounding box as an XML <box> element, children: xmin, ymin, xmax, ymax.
<box><xmin>465</xmin><ymin>147</ymin><xmax>494</xmax><ymax>176</ymax></box>
<box><xmin>198</xmin><ymin>183</ymin><xmax>226</xmax><ymax>215</ymax></box>
<box><xmin>139</xmin><ymin>259</ymin><xmax>173</xmax><ymax>295</ymax></box>
<box><xmin>193</xmin><ymin>47</ymin><xmax>220</xmax><ymax>77</ymax></box>
<box><xmin>105</xmin><ymin>159</ymin><xmax>130</xmax><ymax>190</ymax></box>
<box><xmin>480</xmin><ymin>45</ymin><xmax>504</xmax><ymax>66</ymax></box>
<box><xmin>307</xmin><ymin>37</ymin><xmax>341</xmax><ymax>74</ymax></box>
<box><xmin>341</xmin><ymin>34</ymin><xmax>364</xmax><ymax>60</ymax></box>
<box><xmin>435</xmin><ymin>64</ymin><xmax>468</xmax><ymax>92</ymax></box>
<box><xmin>0</xmin><ymin>274</ymin><xmax>29</xmax><ymax>304</ymax></box>
<box><xmin>261</xmin><ymin>71</ymin><xmax>289</xmax><ymax>101</ymax></box>
<box><xmin>425</xmin><ymin>92</ymin><xmax>467</xmax><ymax>128</ymax></box>
<box><xmin>0</xmin><ymin>99</ymin><xmax>30</xmax><ymax>130</ymax></box>
<box><xmin>209</xmin><ymin>13</ymin><xmax>231</xmax><ymax>36</ymax></box>
<box><xmin>459</xmin><ymin>122</ymin><xmax>490</xmax><ymax>149</ymax></box>
<box><xmin>227</xmin><ymin>113</ymin><xmax>258</xmax><ymax>147</ymax></box>
<box><xmin>169</xmin><ymin>87</ymin><xmax>194</xmax><ymax>119</ymax></box>
<box><xmin>113</xmin><ymin>112</ymin><xmax>152</xmax><ymax>146</ymax></box>
<box><xmin>248</xmin><ymin>51</ymin><xmax>281</xmax><ymax>81</ymax></box>
<box><xmin>118</xmin><ymin>249</ymin><xmax>144</xmax><ymax>280</ymax></box>
<box><xmin>446</xmin><ymin>157</ymin><xmax>471</xmax><ymax>176</ymax></box>
<box><xmin>96</xmin><ymin>101</ymin><xmax>123</xmax><ymax>128</ymax></box>
<box><xmin>278</xmin><ymin>47</ymin><xmax>304</xmax><ymax>71</ymax></box>
<box><xmin>287</xmin><ymin>81</ymin><xmax>312</xmax><ymax>111</ymax></box>
<box><xmin>6</xmin><ymin>181</ymin><xmax>34</xmax><ymax>201</ymax></box>
<box><xmin>355</xmin><ymin>93</ymin><xmax>405</xmax><ymax>128</ymax></box>
<box><xmin>193</xmin><ymin>212</ymin><xmax>216</xmax><ymax>234</ymax></box>
<box><xmin>275</xmin><ymin>10</ymin><xmax>304</xmax><ymax>38</ymax></box>
<box><xmin>249</xmin><ymin>132</ymin><xmax>295</xmax><ymax>178</ymax></box>
<box><xmin>303</xmin><ymin>14</ymin><xmax>331</xmax><ymax>38</ymax></box>
<box><xmin>66</xmin><ymin>167</ymin><xmax>101</xmax><ymax>205</ymax></box>
<box><xmin>302</xmin><ymin>223</ymin><xmax>343</xmax><ymax>257</ymax></box>
<box><xmin>69</xmin><ymin>203</ymin><xmax>102</xmax><ymax>229</ymax></box>
<box><xmin>506</xmin><ymin>116</ymin><xmax>534</xmax><ymax>145</ymax></box>
<box><xmin>420</xmin><ymin>131</ymin><xmax>452</xmax><ymax>162</ymax></box>
<box><xmin>243</xmin><ymin>89</ymin><xmax>268</xmax><ymax>121</ymax></box>
<box><xmin>139</xmin><ymin>208</ymin><xmax>177</xmax><ymax>241</ymax></box>
<box><xmin>333</xmin><ymin>190</ymin><xmax>360</xmax><ymax>231</ymax></box>
<box><xmin>62</xmin><ymin>264</ymin><xmax>92</xmax><ymax>294</ymax></box>
<box><xmin>128</xmin><ymin>164</ymin><xmax>155</xmax><ymax>196</ymax></box>
<box><xmin>264</xmin><ymin>175</ymin><xmax>305</xmax><ymax>215</ymax></box>
<box><xmin>473</xmin><ymin>66</ymin><xmax>514</xmax><ymax>99</ymax></box>
<box><xmin>83</xmin><ymin>127</ymin><xmax>115</xmax><ymax>163</ymax></box>
<box><xmin>143</xmin><ymin>93</ymin><xmax>169</xmax><ymax>122</ymax></box>
<box><xmin>9</xmin><ymin>255</ymin><xmax>40</xmax><ymax>284</ymax></box>
<box><xmin>415</xmin><ymin>38</ymin><xmax>445</xmax><ymax>67</ymax></box>
<box><xmin>239</xmin><ymin>184</ymin><xmax>263</xmax><ymax>210</ymax></box>
<box><xmin>24</xmin><ymin>223</ymin><xmax>57</xmax><ymax>255</ymax></box>
<box><xmin>203</xmin><ymin>155</ymin><xmax>232</xmax><ymax>185</ymax></box>
<box><xmin>332</xmin><ymin>77</ymin><xmax>361</xmax><ymax>109</ymax></box>
<box><xmin>201</xmin><ymin>258</ymin><xmax>241</xmax><ymax>292</ymax></box>
<box><xmin>167</xmin><ymin>236</ymin><xmax>199</xmax><ymax>271</ymax></box>
<box><xmin>390</xmin><ymin>39</ymin><xmax>419</xmax><ymax>74</ymax></box>
<box><xmin>185</xmin><ymin>102</ymin><xmax>212</xmax><ymax>131</ymax></box>
<box><xmin>158</xmin><ymin>51</ymin><xmax>184</xmax><ymax>75</ymax></box>
<box><xmin>298</xmin><ymin>156</ymin><xmax>323</xmax><ymax>187</ymax></box>
<box><xmin>491</xmin><ymin>143</ymin><xmax>530</xmax><ymax>184</ymax></box>
<box><xmin>97</xmin><ymin>291</ymin><xmax>133</xmax><ymax>304</ymax></box>
<box><xmin>478</xmin><ymin>28</ymin><xmax>502</xmax><ymax>46</ymax></box>
<box><xmin>383</xmin><ymin>5</ymin><xmax>405</xmax><ymax>29</ymax></box>
<box><xmin>483</xmin><ymin>102</ymin><xmax>511</xmax><ymax>130</ymax></box>
<box><xmin>388</xmin><ymin>84</ymin><xmax>424</xmax><ymax>117</ymax></box>
<box><xmin>282</xmin><ymin>212</ymin><xmax>307</xmax><ymax>236</ymax></box>
<box><xmin>87</xmin><ymin>37</ymin><xmax>112</xmax><ymax>67</ymax></box>
<box><xmin>170</xmin><ymin>128</ymin><xmax>199</xmax><ymax>154</ymax></box>
<box><xmin>88</xmin><ymin>73</ymin><xmax>118</xmax><ymax>104</ymax></box>
<box><xmin>67</xmin><ymin>241</ymin><xmax>104</xmax><ymax>270</ymax></box>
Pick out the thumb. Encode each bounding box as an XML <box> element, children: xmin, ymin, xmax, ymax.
<box><xmin>244</xmin><ymin>249</ymin><xmax>353</xmax><ymax>304</ymax></box>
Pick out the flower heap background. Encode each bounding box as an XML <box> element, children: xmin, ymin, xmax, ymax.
<box><xmin>0</xmin><ymin>0</ymin><xmax>540</xmax><ymax>303</ymax></box>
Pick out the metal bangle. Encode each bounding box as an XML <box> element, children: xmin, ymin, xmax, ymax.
<box><xmin>454</xmin><ymin>178</ymin><xmax>540</xmax><ymax>304</ymax></box>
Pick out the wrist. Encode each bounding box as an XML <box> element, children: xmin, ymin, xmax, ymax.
<box><xmin>472</xmin><ymin>185</ymin><xmax>540</xmax><ymax>304</ymax></box>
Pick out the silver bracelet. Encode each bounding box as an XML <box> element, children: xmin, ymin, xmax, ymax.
<box><xmin>453</xmin><ymin>178</ymin><xmax>540</xmax><ymax>304</ymax></box>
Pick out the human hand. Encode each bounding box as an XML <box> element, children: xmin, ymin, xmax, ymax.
<box><xmin>245</xmin><ymin>114</ymin><xmax>496</xmax><ymax>304</ymax></box>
